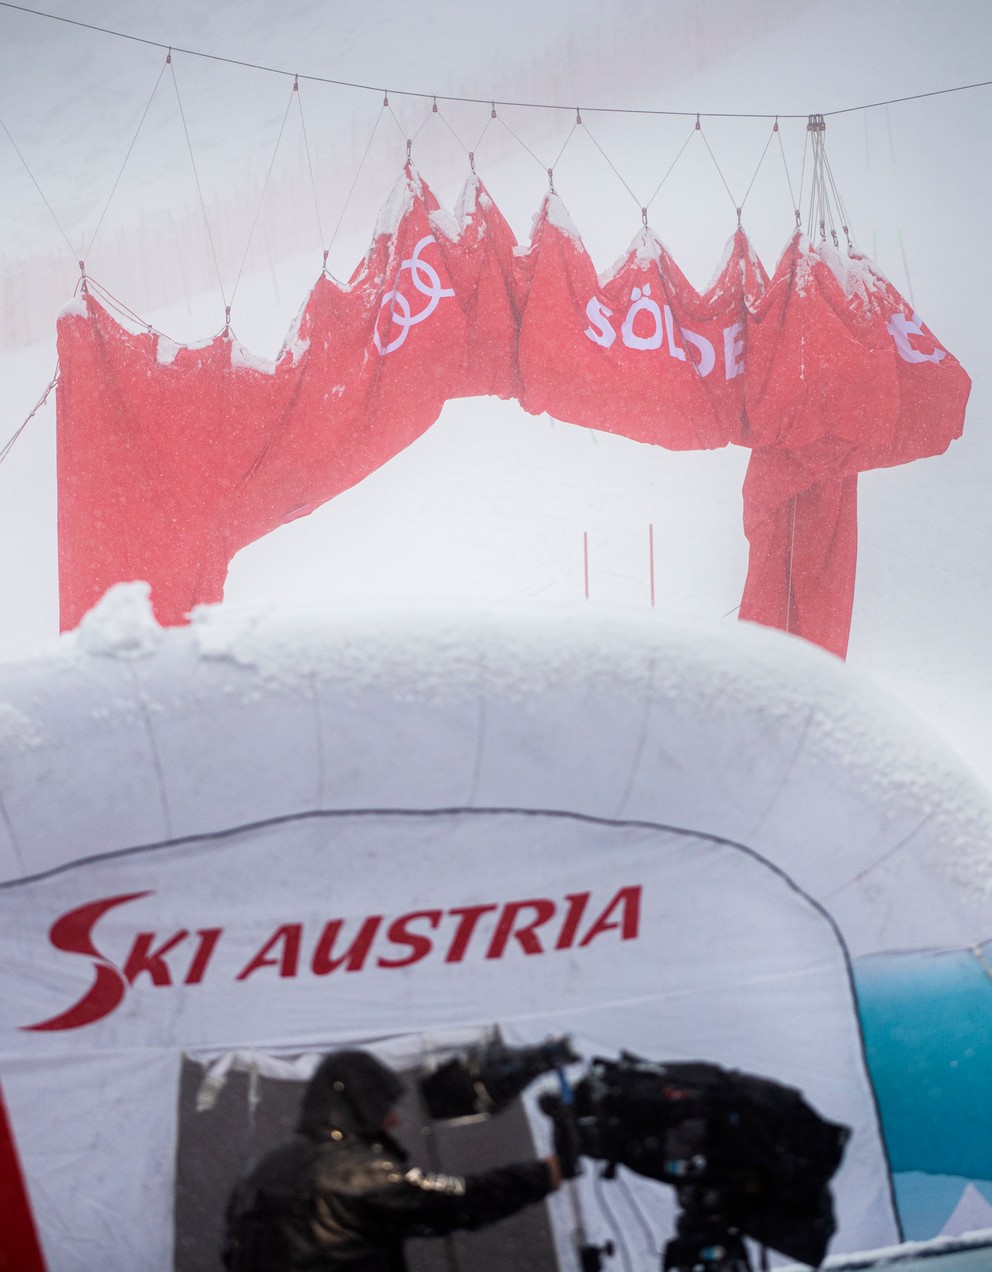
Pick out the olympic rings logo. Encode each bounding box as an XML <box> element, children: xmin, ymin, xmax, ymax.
<box><xmin>374</xmin><ymin>234</ymin><xmax>455</xmax><ymax>356</ymax></box>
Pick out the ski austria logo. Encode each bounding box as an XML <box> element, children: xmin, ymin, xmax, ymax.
<box><xmin>373</xmin><ymin>234</ymin><xmax>454</xmax><ymax>355</ymax></box>
<box><xmin>22</xmin><ymin>883</ymin><xmax>643</xmax><ymax>1032</ymax></box>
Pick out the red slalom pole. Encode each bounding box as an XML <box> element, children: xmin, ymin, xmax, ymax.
<box><xmin>649</xmin><ymin>523</ymin><xmax>655</xmax><ymax>607</ymax></box>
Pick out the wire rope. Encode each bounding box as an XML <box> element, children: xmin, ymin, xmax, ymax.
<box><xmin>2</xmin><ymin>1</ymin><xmax>988</xmax><ymax>121</ymax></box>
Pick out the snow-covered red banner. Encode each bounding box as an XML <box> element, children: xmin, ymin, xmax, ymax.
<box><xmin>55</xmin><ymin>166</ymin><xmax>970</xmax><ymax>655</ymax></box>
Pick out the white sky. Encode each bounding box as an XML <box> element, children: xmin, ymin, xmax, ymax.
<box><xmin>1</xmin><ymin>0</ymin><xmax>991</xmax><ymax>779</ymax></box>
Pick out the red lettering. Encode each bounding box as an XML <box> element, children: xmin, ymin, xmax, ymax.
<box><xmin>311</xmin><ymin>916</ymin><xmax>382</xmax><ymax>974</ymax></box>
<box><xmin>236</xmin><ymin>924</ymin><xmax>302</xmax><ymax>981</ymax></box>
<box><xmin>578</xmin><ymin>886</ymin><xmax>641</xmax><ymax>947</ymax></box>
<box><xmin>444</xmin><ymin>905</ymin><xmax>498</xmax><ymax>963</ymax></box>
<box><xmin>378</xmin><ymin>911</ymin><xmax>442</xmax><ymax>970</ymax></box>
<box><xmin>555</xmin><ymin>892</ymin><xmax>591</xmax><ymax>949</ymax></box>
<box><xmin>184</xmin><ymin>928</ymin><xmax>223</xmax><ymax>984</ymax></box>
<box><xmin>486</xmin><ymin>899</ymin><xmax>556</xmax><ymax>959</ymax></box>
<box><xmin>122</xmin><ymin>930</ymin><xmax>189</xmax><ymax>987</ymax></box>
<box><xmin>22</xmin><ymin>892</ymin><xmax>149</xmax><ymax>1032</ymax></box>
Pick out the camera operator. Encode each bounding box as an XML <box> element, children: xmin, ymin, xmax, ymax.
<box><xmin>222</xmin><ymin>1048</ymin><xmax>570</xmax><ymax>1272</ymax></box>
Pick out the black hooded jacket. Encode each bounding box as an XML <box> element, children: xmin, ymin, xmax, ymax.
<box><xmin>222</xmin><ymin>1050</ymin><xmax>555</xmax><ymax>1272</ymax></box>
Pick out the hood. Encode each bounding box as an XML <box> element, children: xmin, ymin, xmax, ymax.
<box><xmin>298</xmin><ymin>1050</ymin><xmax>406</xmax><ymax>1140</ymax></box>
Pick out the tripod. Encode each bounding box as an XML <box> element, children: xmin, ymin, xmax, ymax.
<box><xmin>661</xmin><ymin>1184</ymin><xmax>752</xmax><ymax>1272</ymax></box>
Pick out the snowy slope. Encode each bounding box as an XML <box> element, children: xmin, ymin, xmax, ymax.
<box><xmin>1</xmin><ymin>0</ymin><xmax>991</xmax><ymax>785</ymax></box>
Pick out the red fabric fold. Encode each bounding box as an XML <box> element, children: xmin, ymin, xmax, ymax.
<box><xmin>433</xmin><ymin>176</ymin><xmax>522</xmax><ymax>400</ymax></box>
<box><xmin>57</xmin><ymin>167</ymin><xmax>465</xmax><ymax>628</ymax></box>
<box><xmin>739</xmin><ymin>448</ymin><xmax>859</xmax><ymax>658</ymax></box>
<box><xmin>517</xmin><ymin>202</ymin><xmax>764</xmax><ymax>450</ymax></box>
<box><xmin>737</xmin><ymin>235</ymin><xmax>970</xmax><ymax>657</ymax></box>
<box><xmin>55</xmin><ymin>182</ymin><xmax>970</xmax><ymax>658</ymax></box>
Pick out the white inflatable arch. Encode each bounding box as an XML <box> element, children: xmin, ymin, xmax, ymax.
<box><xmin>0</xmin><ymin>586</ymin><xmax>989</xmax><ymax>1271</ymax></box>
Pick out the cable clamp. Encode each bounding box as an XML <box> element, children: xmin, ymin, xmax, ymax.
<box><xmin>469</xmin><ymin>151</ymin><xmax>476</xmax><ymax>173</ymax></box>
<box><xmin>773</xmin><ymin>116</ymin><xmax>779</xmax><ymax>133</ymax></box>
<box><xmin>78</xmin><ymin>260</ymin><xmax>88</xmax><ymax>294</ymax></box>
<box><xmin>491</xmin><ymin>101</ymin><xmax>497</xmax><ymax>119</ymax></box>
<box><xmin>166</xmin><ymin>48</ymin><xmax>172</xmax><ymax>65</ymax></box>
<box><xmin>576</xmin><ymin>107</ymin><xmax>582</xmax><ymax>125</ymax></box>
<box><xmin>432</xmin><ymin>95</ymin><xmax>438</xmax><ymax>113</ymax></box>
<box><xmin>224</xmin><ymin>305</ymin><xmax>231</xmax><ymax>332</ymax></box>
<box><xmin>736</xmin><ymin>206</ymin><xmax>742</xmax><ymax>227</ymax></box>
<box><xmin>383</xmin><ymin>91</ymin><xmax>389</xmax><ymax>107</ymax></box>
<box><xmin>695</xmin><ymin>113</ymin><xmax>701</xmax><ymax>131</ymax></box>
<box><xmin>322</xmin><ymin>248</ymin><xmax>329</xmax><ymax>270</ymax></box>
<box><xmin>547</xmin><ymin>167</ymin><xmax>555</xmax><ymax>193</ymax></box>
<box><xmin>641</xmin><ymin>207</ymin><xmax>648</xmax><ymax>227</ymax></box>
<box><xmin>293</xmin><ymin>75</ymin><xmax>299</xmax><ymax>93</ymax></box>
<box><xmin>406</xmin><ymin>139</ymin><xmax>412</xmax><ymax>162</ymax></box>
<box><xmin>795</xmin><ymin>209</ymin><xmax>802</xmax><ymax>228</ymax></box>
<box><xmin>807</xmin><ymin>113</ymin><xmax>826</xmax><ymax>132</ymax></box>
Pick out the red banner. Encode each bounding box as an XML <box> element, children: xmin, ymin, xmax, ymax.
<box><xmin>56</xmin><ymin>169</ymin><xmax>970</xmax><ymax>653</ymax></box>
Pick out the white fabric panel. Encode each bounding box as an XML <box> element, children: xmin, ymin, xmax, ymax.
<box><xmin>0</xmin><ymin>654</ymin><xmax>171</xmax><ymax>872</ymax></box>
<box><xmin>0</xmin><ymin>1047</ymin><xmax>180</xmax><ymax>1272</ymax></box>
<box><xmin>125</xmin><ymin>646</ymin><xmax>325</xmax><ymax>839</ymax></box>
<box><xmin>0</xmin><ymin>809</ymin><xmax>897</xmax><ymax>1260</ymax></box>
<box><xmin>0</xmin><ymin>601</ymin><xmax>986</xmax><ymax>956</ymax></box>
<box><xmin>0</xmin><ymin>598</ymin><xmax>988</xmax><ymax>1266</ymax></box>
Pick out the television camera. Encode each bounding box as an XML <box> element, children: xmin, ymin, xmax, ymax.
<box><xmin>418</xmin><ymin>1038</ymin><xmax>850</xmax><ymax>1272</ymax></box>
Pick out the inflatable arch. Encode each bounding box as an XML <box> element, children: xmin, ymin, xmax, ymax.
<box><xmin>0</xmin><ymin>587</ymin><xmax>989</xmax><ymax>1270</ymax></box>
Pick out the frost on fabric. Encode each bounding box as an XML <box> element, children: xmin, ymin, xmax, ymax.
<box><xmin>155</xmin><ymin>334</ymin><xmax>184</xmax><ymax>366</ymax></box>
<box><xmin>57</xmin><ymin>296</ymin><xmax>88</xmax><ymax>321</ymax></box>
<box><xmin>273</xmin><ymin>288</ymin><xmax>314</xmax><ymax>367</ymax></box>
<box><xmin>452</xmin><ymin>174</ymin><xmax>483</xmax><ymax>232</ymax></box>
<box><xmin>4</xmin><ymin>596</ymin><xmax>989</xmax><ymax>937</ymax></box>
<box><xmin>76</xmin><ymin>581</ymin><xmax>163</xmax><ymax>659</ymax></box>
<box><xmin>427</xmin><ymin>201</ymin><xmax>460</xmax><ymax>245</ymax></box>
<box><xmin>182</xmin><ymin>600</ymin><xmax>992</xmax><ymax>910</ymax></box>
<box><xmin>0</xmin><ymin>702</ymin><xmax>46</xmax><ymax>752</ymax></box>
<box><xmin>372</xmin><ymin>169</ymin><xmax>417</xmax><ymax>241</ymax></box>
<box><xmin>542</xmin><ymin>192</ymin><xmax>583</xmax><ymax>244</ymax></box>
<box><xmin>229</xmin><ymin>339</ymin><xmax>277</xmax><ymax>376</ymax></box>
<box><xmin>704</xmin><ymin>232</ymin><xmax>742</xmax><ymax>295</ymax></box>
<box><xmin>602</xmin><ymin>224</ymin><xmax>666</xmax><ymax>286</ymax></box>
<box><xmin>815</xmin><ymin>238</ymin><xmax>884</xmax><ymax>304</ymax></box>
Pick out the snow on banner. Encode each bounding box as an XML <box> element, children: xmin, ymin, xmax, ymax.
<box><xmin>55</xmin><ymin>166</ymin><xmax>970</xmax><ymax>655</ymax></box>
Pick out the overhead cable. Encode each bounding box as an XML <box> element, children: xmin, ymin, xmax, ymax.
<box><xmin>1</xmin><ymin>0</ymin><xmax>991</xmax><ymax>121</ymax></box>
